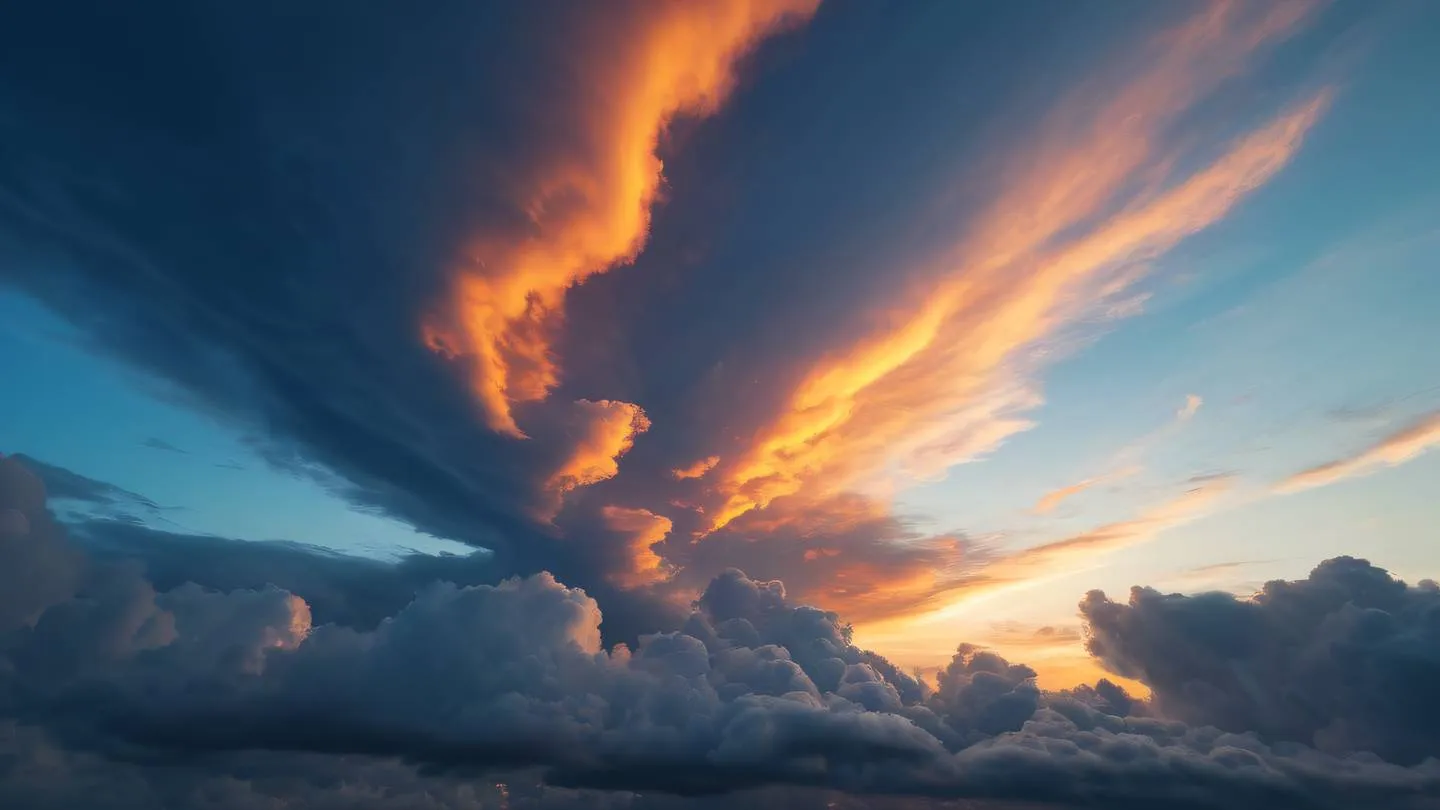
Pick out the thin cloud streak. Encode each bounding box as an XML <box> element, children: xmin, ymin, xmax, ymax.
<box><xmin>1034</xmin><ymin>392</ymin><xmax>1203</xmax><ymax>514</ymax></box>
<box><xmin>1276</xmin><ymin>409</ymin><xmax>1440</xmax><ymax>493</ymax></box>
<box><xmin>858</xmin><ymin>476</ymin><xmax>1234</xmax><ymax>677</ymax></box>
<box><xmin>1033</xmin><ymin>478</ymin><xmax>1104</xmax><ymax>515</ymax></box>
<box><xmin>702</xmin><ymin>1</ymin><xmax>1329</xmax><ymax>533</ymax></box>
<box><xmin>991</xmin><ymin>476</ymin><xmax>1234</xmax><ymax>583</ymax></box>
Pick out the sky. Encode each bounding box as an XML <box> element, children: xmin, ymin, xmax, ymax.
<box><xmin>2</xmin><ymin>1</ymin><xmax>1440</xmax><ymax>808</ymax></box>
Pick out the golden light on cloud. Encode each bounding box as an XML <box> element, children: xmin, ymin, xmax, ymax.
<box><xmin>1277</xmin><ymin>410</ymin><xmax>1440</xmax><ymax>493</ymax></box>
<box><xmin>601</xmin><ymin>505</ymin><xmax>675</xmax><ymax>589</ymax></box>
<box><xmin>671</xmin><ymin>455</ymin><xmax>720</xmax><ymax>480</ymax></box>
<box><xmin>426</xmin><ymin>0</ymin><xmax>821</xmax><ymax>439</ymax></box>
<box><xmin>545</xmin><ymin>400</ymin><xmax>651</xmax><ymax>497</ymax></box>
<box><xmin>701</xmin><ymin>1</ymin><xmax>1329</xmax><ymax>534</ymax></box>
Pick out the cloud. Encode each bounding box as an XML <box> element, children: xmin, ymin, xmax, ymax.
<box><xmin>1033</xmin><ymin>478</ymin><xmax>1103</xmax><ymax>516</ymax></box>
<box><xmin>994</xmin><ymin>476</ymin><xmax>1233</xmax><ymax>586</ymax></box>
<box><xmin>981</xmin><ymin>623</ymin><xmax>1085</xmax><ymax>650</ymax></box>
<box><xmin>7</xmin><ymin>453</ymin><xmax>165</xmax><ymax>526</ymax></box>
<box><xmin>1178</xmin><ymin>394</ymin><xmax>1204</xmax><ymax>421</ymax></box>
<box><xmin>700</xmin><ymin>2</ymin><xmax>1330</xmax><ymax>532</ymax></box>
<box><xmin>1276</xmin><ymin>410</ymin><xmax>1440</xmax><ymax>493</ymax></box>
<box><xmin>1083</xmin><ymin>556</ymin><xmax>1440</xmax><ymax>766</ymax></box>
<box><xmin>419</xmin><ymin>0</ymin><xmax>820</xmax><ymax>438</ymax></box>
<box><xmin>69</xmin><ymin>518</ymin><xmax>498</xmax><ymax>632</ymax></box>
<box><xmin>544</xmin><ymin>400</ymin><xmax>652</xmax><ymax>499</ymax></box>
<box><xmin>672</xmin><ymin>456</ymin><xmax>720</xmax><ymax>481</ymax></box>
<box><xmin>600</xmin><ymin>506</ymin><xmax>674</xmax><ymax>589</ymax></box>
<box><xmin>1033</xmin><ymin>391</ymin><xmax>1202</xmax><ymax>515</ymax></box>
<box><xmin>856</xmin><ymin>477</ymin><xmax>1236</xmax><ymax>682</ymax></box>
<box><xmin>1153</xmin><ymin>560</ymin><xmax>1272</xmax><ymax>594</ymax></box>
<box><xmin>673</xmin><ymin>493</ymin><xmax>987</xmax><ymax>624</ymax></box>
<box><xmin>3</xmin><ymin>455</ymin><xmax>1440</xmax><ymax>810</ymax></box>
<box><xmin>141</xmin><ymin>437</ymin><xmax>187</xmax><ymax>454</ymax></box>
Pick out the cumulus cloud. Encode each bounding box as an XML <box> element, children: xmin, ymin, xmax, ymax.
<box><xmin>1083</xmin><ymin>555</ymin><xmax>1440</xmax><ymax>767</ymax></box>
<box><xmin>3</xmin><ymin>453</ymin><xmax>1439</xmax><ymax>810</ymax></box>
<box><xmin>1276</xmin><ymin>410</ymin><xmax>1440</xmax><ymax>493</ymax></box>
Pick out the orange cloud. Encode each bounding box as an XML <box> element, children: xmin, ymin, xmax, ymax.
<box><xmin>671</xmin><ymin>455</ymin><xmax>720</xmax><ymax>480</ymax></box>
<box><xmin>425</xmin><ymin>1</ymin><xmax>821</xmax><ymax>438</ymax></box>
<box><xmin>1276</xmin><ymin>409</ymin><xmax>1440</xmax><ymax>493</ymax></box>
<box><xmin>1033</xmin><ymin>478</ymin><xmax>1103</xmax><ymax>516</ymax></box>
<box><xmin>600</xmin><ymin>505</ymin><xmax>675</xmax><ymax>589</ymax></box>
<box><xmin>998</xmin><ymin>476</ymin><xmax>1232</xmax><ymax>579</ymax></box>
<box><xmin>703</xmin><ymin>1</ymin><xmax>1327</xmax><ymax>533</ymax></box>
<box><xmin>545</xmin><ymin>400</ymin><xmax>651</xmax><ymax>498</ymax></box>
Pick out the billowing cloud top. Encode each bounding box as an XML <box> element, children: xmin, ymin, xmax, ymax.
<box><xmin>3</xmin><ymin>454</ymin><xmax>1440</xmax><ymax>809</ymax></box>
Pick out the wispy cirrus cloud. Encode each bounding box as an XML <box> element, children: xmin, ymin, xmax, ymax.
<box><xmin>1033</xmin><ymin>392</ymin><xmax>1205</xmax><ymax>515</ymax></box>
<box><xmin>1276</xmin><ymin>409</ymin><xmax>1440</xmax><ymax>493</ymax></box>
<box><xmin>995</xmin><ymin>475</ymin><xmax>1234</xmax><ymax>582</ymax></box>
<box><xmin>699</xmin><ymin>0</ymin><xmax>1330</xmax><ymax>534</ymax></box>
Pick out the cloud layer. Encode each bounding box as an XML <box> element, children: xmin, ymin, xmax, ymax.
<box><xmin>3</xmin><ymin>453</ymin><xmax>1439</xmax><ymax>809</ymax></box>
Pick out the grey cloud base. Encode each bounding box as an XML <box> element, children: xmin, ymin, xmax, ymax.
<box><xmin>3</xmin><ymin>454</ymin><xmax>1439</xmax><ymax>810</ymax></box>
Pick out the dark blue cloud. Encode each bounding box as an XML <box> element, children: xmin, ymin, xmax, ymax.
<box><xmin>1083</xmin><ymin>555</ymin><xmax>1440</xmax><ymax>766</ymax></box>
